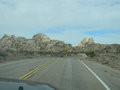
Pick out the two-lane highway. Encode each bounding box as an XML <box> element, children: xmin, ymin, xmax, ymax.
<box><xmin>0</xmin><ymin>56</ymin><xmax>120</xmax><ymax>90</ymax></box>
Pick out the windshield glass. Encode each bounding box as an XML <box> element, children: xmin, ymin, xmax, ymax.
<box><xmin>0</xmin><ymin>0</ymin><xmax>120</xmax><ymax>90</ymax></box>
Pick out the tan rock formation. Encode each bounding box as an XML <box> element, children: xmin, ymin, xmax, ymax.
<box><xmin>88</xmin><ymin>37</ymin><xmax>94</xmax><ymax>44</ymax></box>
<box><xmin>32</xmin><ymin>33</ymin><xmax>50</xmax><ymax>42</ymax></box>
<box><xmin>77</xmin><ymin>38</ymin><xmax>87</xmax><ymax>46</ymax></box>
<box><xmin>45</xmin><ymin>40</ymin><xmax>73</xmax><ymax>52</ymax></box>
<box><xmin>77</xmin><ymin>37</ymin><xmax>95</xmax><ymax>47</ymax></box>
<box><xmin>0</xmin><ymin>33</ymin><xmax>73</xmax><ymax>52</ymax></box>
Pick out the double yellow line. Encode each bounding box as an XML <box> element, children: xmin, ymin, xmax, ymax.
<box><xmin>19</xmin><ymin>60</ymin><xmax>56</xmax><ymax>80</ymax></box>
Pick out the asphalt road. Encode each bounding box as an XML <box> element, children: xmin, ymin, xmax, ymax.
<box><xmin>0</xmin><ymin>56</ymin><xmax>120</xmax><ymax>90</ymax></box>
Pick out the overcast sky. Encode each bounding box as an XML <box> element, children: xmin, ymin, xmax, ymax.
<box><xmin>0</xmin><ymin>0</ymin><xmax>120</xmax><ymax>46</ymax></box>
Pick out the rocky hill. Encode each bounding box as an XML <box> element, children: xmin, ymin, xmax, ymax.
<box><xmin>0</xmin><ymin>33</ymin><xmax>73</xmax><ymax>52</ymax></box>
<box><xmin>0</xmin><ymin>33</ymin><xmax>120</xmax><ymax>70</ymax></box>
<box><xmin>75</xmin><ymin>37</ymin><xmax>120</xmax><ymax>53</ymax></box>
<box><xmin>0</xmin><ymin>34</ymin><xmax>120</xmax><ymax>54</ymax></box>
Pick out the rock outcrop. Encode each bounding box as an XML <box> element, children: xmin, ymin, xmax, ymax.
<box><xmin>0</xmin><ymin>34</ymin><xmax>17</xmax><ymax>51</ymax></box>
<box><xmin>77</xmin><ymin>37</ymin><xmax>94</xmax><ymax>47</ymax></box>
<box><xmin>0</xmin><ymin>33</ymin><xmax>73</xmax><ymax>52</ymax></box>
<box><xmin>45</xmin><ymin>40</ymin><xmax>73</xmax><ymax>52</ymax></box>
<box><xmin>32</xmin><ymin>33</ymin><xmax>50</xmax><ymax>42</ymax></box>
<box><xmin>76</xmin><ymin>37</ymin><xmax>120</xmax><ymax>53</ymax></box>
<box><xmin>77</xmin><ymin>38</ymin><xmax>87</xmax><ymax>47</ymax></box>
<box><xmin>88</xmin><ymin>37</ymin><xmax>94</xmax><ymax>44</ymax></box>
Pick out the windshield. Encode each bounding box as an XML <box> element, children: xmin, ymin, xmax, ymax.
<box><xmin>0</xmin><ymin>0</ymin><xmax>120</xmax><ymax>90</ymax></box>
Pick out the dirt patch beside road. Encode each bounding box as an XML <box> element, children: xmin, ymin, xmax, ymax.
<box><xmin>86</xmin><ymin>53</ymin><xmax>120</xmax><ymax>71</ymax></box>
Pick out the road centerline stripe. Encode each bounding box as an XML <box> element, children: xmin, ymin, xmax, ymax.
<box><xmin>81</xmin><ymin>61</ymin><xmax>111</xmax><ymax>90</ymax></box>
<box><xmin>19</xmin><ymin>60</ymin><xmax>56</xmax><ymax>80</ymax></box>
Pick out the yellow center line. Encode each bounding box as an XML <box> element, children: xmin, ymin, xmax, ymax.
<box><xmin>19</xmin><ymin>62</ymin><xmax>49</xmax><ymax>80</ymax></box>
<box><xmin>19</xmin><ymin>60</ymin><xmax>56</xmax><ymax>80</ymax></box>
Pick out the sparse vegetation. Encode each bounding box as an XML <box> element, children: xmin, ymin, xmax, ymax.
<box><xmin>85</xmin><ymin>51</ymin><xmax>96</xmax><ymax>58</ymax></box>
<box><xmin>0</xmin><ymin>51</ymin><xmax>8</xmax><ymax>57</ymax></box>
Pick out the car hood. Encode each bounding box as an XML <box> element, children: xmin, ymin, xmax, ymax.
<box><xmin>0</xmin><ymin>78</ymin><xmax>56</xmax><ymax>90</ymax></box>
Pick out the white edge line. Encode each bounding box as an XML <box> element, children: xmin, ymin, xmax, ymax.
<box><xmin>81</xmin><ymin>61</ymin><xmax>111</xmax><ymax>90</ymax></box>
